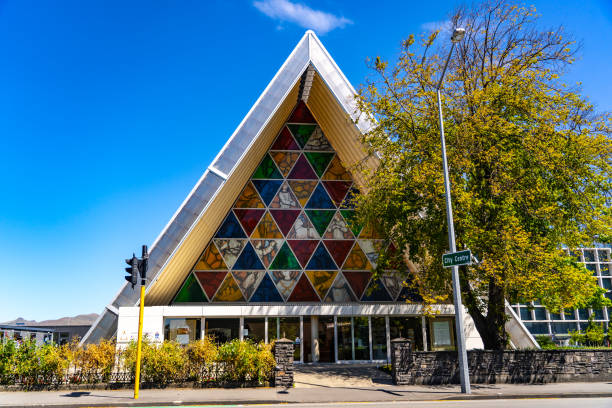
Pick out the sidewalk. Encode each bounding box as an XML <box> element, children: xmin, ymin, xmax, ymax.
<box><xmin>1</xmin><ymin>382</ymin><xmax>612</xmax><ymax>407</ymax></box>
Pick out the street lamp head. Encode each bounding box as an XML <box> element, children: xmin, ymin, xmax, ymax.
<box><xmin>451</xmin><ymin>27</ymin><xmax>465</xmax><ymax>43</ymax></box>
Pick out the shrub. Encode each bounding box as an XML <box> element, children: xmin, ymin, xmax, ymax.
<box><xmin>73</xmin><ymin>340</ymin><xmax>116</xmax><ymax>383</ymax></box>
<box><xmin>535</xmin><ymin>335</ymin><xmax>555</xmax><ymax>349</ymax></box>
<box><xmin>186</xmin><ymin>337</ymin><xmax>218</xmax><ymax>381</ymax></box>
<box><xmin>122</xmin><ymin>340</ymin><xmax>187</xmax><ymax>386</ymax></box>
<box><xmin>0</xmin><ymin>340</ymin><xmax>17</xmax><ymax>385</ymax></box>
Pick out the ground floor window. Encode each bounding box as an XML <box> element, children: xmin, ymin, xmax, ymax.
<box><xmin>205</xmin><ymin>318</ymin><xmax>239</xmax><ymax>343</ymax></box>
<box><xmin>243</xmin><ymin>318</ymin><xmax>265</xmax><ymax>343</ymax></box>
<box><xmin>371</xmin><ymin>317</ymin><xmax>387</xmax><ymax>360</ymax></box>
<box><xmin>164</xmin><ymin>318</ymin><xmax>201</xmax><ymax>345</ymax></box>
<box><xmin>389</xmin><ymin>316</ymin><xmax>424</xmax><ymax>351</ymax></box>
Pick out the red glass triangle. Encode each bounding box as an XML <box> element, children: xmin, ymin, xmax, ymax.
<box><xmin>288</xmin><ymin>273</ymin><xmax>320</xmax><ymax>301</ymax></box>
<box><xmin>288</xmin><ymin>100</ymin><xmax>316</xmax><ymax>123</ymax></box>
<box><xmin>343</xmin><ymin>271</ymin><xmax>372</xmax><ymax>299</ymax></box>
<box><xmin>287</xmin><ymin>239</ymin><xmax>319</xmax><ymax>268</ymax></box>
<box><xmin>287</xmin><ymin>155</ymin><xmax>318</xmax><ymax>179</ymax></box>
<box><xmin>233</xmin><ymin>209</ymin><xmax>265</xmax><ymax>236</ymax></box>
<box><xmin>194</xmin><ymin>271</ymin><xmax>227</xmax><ymax>300</ymax></box>
<box><xmin>271</xmin><ymin>127</ymin><xmax>300</xmax><ymax>150</ymax></box>
<box><xmin>322</xmin><ymin>240</ymin><xmax>354</xmax><ymax>268</ymax></box>
<box><xmin>269</xmin><ymin>209</ymin><xmax>301</xmax><ymax>236</ymax></box>
<box><xmin>322</xmin><ymin>181</ymin><xmax>352</xmax><ymax>206</ymax></box>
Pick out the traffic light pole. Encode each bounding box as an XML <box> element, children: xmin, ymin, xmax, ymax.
<box><xmin>134</xmin><ymin>283</ymin><xmax>145</xmax><ymax>399</ymax></box>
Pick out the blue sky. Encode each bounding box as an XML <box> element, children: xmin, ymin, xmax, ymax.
<box><xmin>1</xmin><ymin>0</ymin><xmax>611</xmax><ymax>322</ymax></box>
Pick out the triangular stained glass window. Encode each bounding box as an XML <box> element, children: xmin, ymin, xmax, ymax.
<box><xmin>397</xmin><ymin>285</ymin><xmax>424</xmax><ymax>302</ymax></box>
<box><xmin>194</xmin><ymin>271</ymin><xmax>227</xmax><ymax>299</ymax></box>
<box><xmin>232</xmin><ymin>242</ymin><xmax>265</xmax><ymax>270</ymax></box>
<box><xmin>324</xmin><ymin>273</ymin><xmax>357</xmax><ymax>302</ymax></box>
<box><xmin>252</xmin><ymin>179</ymin><xmax>283</xmax><ymax>206</ymax></box>
<box><xmin>304</xmin><ymin>152</ymin><xmax>334</xmax><ymax>178</ymax></box>
<box><xmin>269</xmin><ymin>242</ymin><xmax>301</xmax><ymax>270</ymax></box>
<box><xmin>379</xmin><ymin>273</ymin><xmax>403</xmax><ymax>301</ymax></box>
<box><xmin>252</xmin><ymin>154</ymin><xmax>283</xmax><ymax>179</ymax></box>
<box><xmin>270</xmin><ymin>270</ymin><xmax>301</xmax><ymax>301</ymax></box>
<box><xmin>322</xmin><ymin>240</ymin><xmax>354</xmax><ymax>268</ymax></box>
<box><xmin>322</xmin><ymin>155</ymin><xmax>352</xmax><ymax>181</ymax></box>
<box><xmin>269</xmin><ymin>209</ymin><xmax>301</xmax><ymax>236</ymax></box>
<box><xmin>303</xmin><ymin>127</ymin><xmax>333</xmax><ymax>151</ymax></box>
<box><xmin>306</xmin><ymin>242</ymin><xmax>337</xmax><ymax>270</ymax></box>
<box><xmin>215</xmin><ymin>213</ymin><xmax>247</xmax><ymax>238</ymax></box>
<box><xmin>305</xmin><ymin>183</ymin><xmax>335</xmax><ymax>209</ymax></box>
<box><xmin>288</xmin><ymin>180</ymin><xmax>317</xmax><ymax>206</ymax></box>
<box><xmin>213</xmin><ymin>239</ymin><xmax>247</xmax><ymax>269</ymax></box>
<box><xmin>270</xmin><ymin>151</ymin><xmax>300</xmax><ymax>177</ymax></box>
<box><xmin>288</xmin><ymin>124</ymin><xmax>317</xmax><ymax>148</ymax></box>
<box><xmin>232</xmin><ymin>270</ymin><xmax>266</xmax><ymax>300</ymax></box>
<box><xmin>343</xmin><ymin>242</ymin><xmax>372</xmax><ymax>270</ymax></box>
<box><xmin>270</xmin><ymin>127</ymin><xmax>300</xmax><ymax>150</ymax></box>
<box><xmin>343</xmin><ymin>271</ymin><xmax>372</xmax><ymax>299</ymax></box>
<box><xmin>250</xmin><ymin>273</ymin><xmax>284</xmax><ymax>302</ymax></box>
<box><xmin>323</xmin><ymin>211</ymin><xmax>354</xmax><ymax>240</ymax></box>
<box><xmin>361</xmin><ymin>278</ymin><xmax>392</xmax><ymax>302</ymax></box>
<box><xmin>306</xmin><ymin>270</ymin><xmax>337</xmax><ymax>300</ymax></box>
<box><xmin>358</xmin><ymin>240</ymin><xmax>385</xmax><ymax>268</ymax></box>
<box><xmin>286</xmin><ymin>212</ymin><xmax>319</xmax><ymax>239</ymax></box>
<box><xmin>233</xmin><ymin>209</ymin><xmax>265</xmax><ymax>236</ymax></box>
<box><xmin>213</xmin><ymin>274</ymin><xmax>245</xmax><ymax>302</ymax></box>
<box><xmin>288</xmin><ymin>273</ymin><xmax>320</xmax><ymax>302</ymax></box>
<box><xmin>288</xmin><ymin>100</ymin><xmax>316</xmax><ymax>123</ymax></box>
<box><xmin>251</xmin><ymin>239</ymin><xmax>283</xmax><ymax>268</ymax></box>
<box><xmin>340</xmin><ymin>210</ymin><xmax>363</xmax><ymax>237</ymax></box>
<box><xmin>269</xmin><ymin>182</ymin><xmax>301</xmax><ymax>209</ymax></box>
<box><xmin>305</xmin><ymin>209</ymin><xmax>335</xmax><ymax>236</ymax></box>
<box><xmin>234</xmin><ymin>182</ymin><xmax>265</xmax><ymax>208</ymax></box>
<box><xmin>287</xmin><ymin>154</ymin><xmax>318</xmax><ymax>179</ymax></box>
<box><xmin>194</xmin><ymin>242</ymin><xmax>227</xmax><ymax>270</ymax></box>
<box><xmin>174</xmin><ymin>274</ymin><xmax>207</xmax><ymax>303</ymax></box>
<box><xmin>287</xmin><ymin>239</ymin><xmax>319</xmax><ymax>268</ymax></box>
<box><xmin>340</xmin><ymin>186</ymin><xmax>359</xmax><ymax>209</ymax></box>
<box><xmin>322</xmin><ymin>181</ymin><xmax>352</xmax><ymax>206</ymax></box>
<box><xmin>251</xmin><ymin>211</ymin><xmax>283</xmax><ymax>239</ymax></box>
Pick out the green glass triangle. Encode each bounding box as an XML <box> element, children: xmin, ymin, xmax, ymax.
<box><xmin>269</xmin><ymin>242</ymin><xmax>301</xmax><ymax>270</ymax></box>
<box><xmin>288</xmin><ymin>124</ymin><xmax>316</xmax><ymax>148</ymax></box>
<box><xmin>305</xmin><ymin>209</ymin><xmax>335</xmax><ymax>236</ymax></box>
<box><xmin>174</xmin><ymin>273</ymin><xmax>207</xmax><ymax>303</ymax></box>
<box><xmin>252</xmin><ymin>154</ymin><xmax>283</xmax><ymax>179</ymax></box>
<box><xmin>340</xmin><ymin>210</ymin><xmax>363</xmax><ymax>237</ymax></box>
<box><xmin>304</xmin><ymin>152</ymin><xmax>334</xmax><ymax>177</ymax></box>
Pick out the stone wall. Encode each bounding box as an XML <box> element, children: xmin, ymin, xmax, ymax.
<box><xmin>391</xmin><ymin>341</ymin><xmax>612</xmax><ymax>385</ymax></box>
<box><xmin>273</xmin><ymin>339</ymin><xmax>294</xmax><ymax>388</ymax></box>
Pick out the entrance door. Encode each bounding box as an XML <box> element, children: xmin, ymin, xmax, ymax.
<box><xmin>317</xmin><ymin>316</ymin><xmax>335</xmax><ymax>362</ymax></box>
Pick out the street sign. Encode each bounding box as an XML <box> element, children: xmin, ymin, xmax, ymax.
<box><xmin>442</xmin><ymin>249</ymin><xmax>472</xmax><ymax>268</ymax></box>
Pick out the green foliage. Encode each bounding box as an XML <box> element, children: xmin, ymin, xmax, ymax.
<box><xmin>535</xmin><ymin>335</ymin><xmax>556</xmax><ymax>349</ymax></box>
<box><xmin>186</xmin><ymin>337</ymin><xmax>218</xmax><ymax>380</ymax></box>
<box><xmin>354</xmin><ymin>0</ymin><xmax>612</xmax><ymax>350</ymax></box>
<box><xmin>568</xmin><ymin>315</ymin><xmax>608</xmax><ymax>347</ymax></box>
<box><xmin>122</xmin><ymin>339</ymin><xmax>187</xmax><ymax>385</ymax></box>
<box><xmin>0</xmin><ymin>340</ymin><xmax>17</xmax><ymax>384</ymax></box>
<box><xmin>72</xmin><ymin>340</ymin><xmax>116</xmax><ymax>383</ymax></box>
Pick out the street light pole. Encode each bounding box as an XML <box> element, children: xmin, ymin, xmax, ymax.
<box><xmin>436</xmin><ymin>27</ymin><xmax>471</xmax><ymax>394</ymax></box>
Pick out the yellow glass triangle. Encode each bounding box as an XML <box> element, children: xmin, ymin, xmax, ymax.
<box><xmin>194</xmin><ymin>241</ymin><xmax>227</xmax><ymax>270</ymax></box>
<box><xmin>213</xmin><ymin>274</ymin><xmax>245</xmax><ymax>302</ymax></box>
<box><xmin>288</xmin><ymin>180</ymin><xmax>317</xmax><ymax>206</ymax></box>
<box><xmin>234</xmin><ymin>182</ymin><xmax>265</xmax><ymax>208</ymax></box>
<box><xmin>305</xmin><ymin>271</ymin><xmax>338</xmax><ymax>300</ymax></box>
<box><xmin>322</xmin><ymin>155</ymin><xmax>351</xmax><ymax>180</ymax></box>
<box><xmin>270</xmin><ymin>151</ymin><xmax>300</xmax><ymax>177</ymax></box>
<box><xmin>251</xmin><ymin>211</ymin><xmax>283</xmax><ymax>238</ymax></box>
<box><xmin>343</xmin><ymin>243</ymin><xmax>372</xmax><ymax>270</ymax></box>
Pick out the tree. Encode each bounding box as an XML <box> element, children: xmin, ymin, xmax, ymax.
<box><xmin>354</xmin><ymin>0</ymin><xmax>611</xmax><ymax>350</ymax></box>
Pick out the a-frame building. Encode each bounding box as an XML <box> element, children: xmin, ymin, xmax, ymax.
<box><xmin>83</xmin><ymin>31</ymin><xmax>534</xmax><ymax>360</ymax></box>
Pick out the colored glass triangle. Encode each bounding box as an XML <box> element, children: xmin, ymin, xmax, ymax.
<box><xmin>269</xmin><ymin>209</ymin><xmax>301</xmax><ymax>236</ymax></box>
<box><xmin>271</xmin><ymin>126</ymin><xmax>300</xmax><ymax>150</ymax></box>
<box><xmin>234</xmin><ymin>182</ymin><xmax>265</xmax><ymax>208</ymax></box>
<box><xmin>213</xmin><ymin>274</ymin><xmax>245</xmax><ymax>302</ymax></box>
<box><xmin>358</xmin><ymin>240</ymin><xmax>384</xmax><ymax>268</ymax></box>
<box><xmin>288</xmin><ymin>100</ymin><xmax>316</xmax><ymax>123</ymax></box>
<box><xmin>305</xmin><ymin>270</ymin><xmax>337</xmax><ymax>300</ymax></box>
<box><xmin>174</xmin><ymin>273</ymin><xmax>208</xmax><ymax>303</ymax></box>
<box><xmin>305</xmin><ymin>209</ymin><xmax>335</xmax><ymax>236</ymax></box>
<box><xmin>232</xmin><ymin>241</ymin><xmax>265</xmax><ymax>270</ymax></box>
<box><xmin>340</xmin><ymin>186</ymin><xmax>359</xmax><ymax>209</ymax></box>
<box><xmin>252</xmin><ymin>179</ymin><xmax>283</xmax><ymax>206</ymax></box>
<box><xmin>195</xmin><ymin>242</ymin><xmax>227</xmax><ymax>270</ymax></box>
<box><xmin>343</xmin><ymin>271</ymin><xmax>372</xmax><ymax>299</ymax></box>
<box><xmin>286</xmin><ymin>212</ymin><xmax>320</xmax><ymax>239</ymax></box>
<box><xmin>397</xmin><ymin>285</ymin><xmax>423</xmax><ymax>302</ymax></box>
<box><xmin>322</xmin><ymin>181</ymin><xmax>352</xmax><ymax>206</ymax></box>
<box><xmin>251</xmin><ymin>211</ymin><xmax>283</xmax><ymax>238</ymax></box>
<box><xmin>288</xmin><ymin>124</ymin><xmax>317</xmax><ymax>148</ymax></box>
<box><xmin>233</xmin><ymin>209</ymin><xmax>265</xmax><ymax>236</ymax></box>
<box><xmin>232</xmin><ymin>270</ymin><xmax>266</xmax><ymax>300</ymax></box>
<box><xmin>287</xmin><ymin>239</ymin><xmax>319</xmax><ymax>268</ymax></box>
<box><xmin>322</xmin><ymin>240</ymin><xmax>354</xmax><ymax>267</ymax></box>
<box><xmin>288</xmin><ymin>273</ymin><xmax>320</xmax><ymax>302</ymax></box>
<box><xmin>306</xmin><ymin>242</ymin><xmax>337</xmax><ymax>270</ymax></box>
<box><xmin>305</xmin><ymin>183</ymin><xmax>335</xmax><ymax>209</ymax></box>
<box><xmin>194</xmin><ymin>271</ymin><xmax>228</xmax><ymax>299</ymax></box>
<box><xmin>269</xmin><ymin>241</ymin><xmax>301</xmax><ymax>270</ymax></box>
<box><xmin>303</xmin><ymin>127</ymin><xmax>333</xmax><ymax>151</ymax></box>
<box><xmin>288</xmin><ymin>180</ymin><xmax>317</xmax><ymax>206</ymax></box>
<box><xmin>380</xmin><ymin>273</ymin><xmax>403</xmax><ymax>300</ymax></box>
<box><xmin>323</xmin><ymin>211</ymin><xmax>354</xmax><ymax>240</ymax></box>
<box><xmin>362</xmin><ymin>278</ymin><xmax>392</xmax><ymax>301</ymax></box>
<box><xmin>343</xmin><ymin>243</ymin><xmax>372</xmax><ymax>270</ymax></box>
<box><xmin>270</xmin><ymin>151</ymin><xmax>300</xmax><ymax>177</ymax></box>
<box><xmin>324</xmin><ymin>273</ymin><xmax>357</xmax><ymax>302</ymax></box>
<box><xmin>252</xmin><ymin>154</ymin><xmax>283</xmax><ymax>179</ymax></box>
<box><xmin>213</xmin><ymin>239</ymin><xmax>247</xmax><ymax>269</ymax></box>
<box><xmin>269</xmin><ymin>182</ymin><xmax>301</xmax><ymax>209</ymax></box>
<box><xmin>304</xmin><ymin>152</ymin><xmax>334</xmax><ymax>177</ymax></box>
<box><xmin>215</xmin><ymin>212</ymin><xmax>247</xmax><ymax>238</ymax></box>
<box><xmin>287</xmin><ymin>154</ymin><xmax>318</xmax><ymax>179</ymax></box>
<box><xmin>322</xmin><ymin>155</ymin><xmax>352</xmax><ymax>180</ymax></box>
<box><xmin>359</xmin><ymin>223</ymin><xmax>384</xmax><ymax>239</ymax></box>
<box><xmin>250</xmin><ymin>273</ymin><xmax>284</xmax><ymax>302</ymax></box>
<box><xmin>251</xmin><ymin>239</ymin><xmax>283</xmax><ymax>268</ymax></box>
<box><xmin>340</xmin><ymin>210</ymin><xmax>363</xmax><ymax>237</ymax></box>
<box><xmin>270</xmin><ymin>270</ymin><xmax>301</xmax><ymax>301</ymax></box>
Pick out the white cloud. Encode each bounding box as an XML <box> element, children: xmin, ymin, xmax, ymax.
<box><xmin>253</xmin><ymin>0</ymin><xmax>352</xmax><ymax>35</ymax></box>
<box><xmin>421</xmin><ymin>20</ymin><xmax>453</xmax><ymax>34</ymax></box>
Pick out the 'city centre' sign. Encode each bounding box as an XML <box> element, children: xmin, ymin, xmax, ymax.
<box><xmin>442</xmin><ymin>249</ymin><xmax>472</xmax><ymax>268</ymax></box>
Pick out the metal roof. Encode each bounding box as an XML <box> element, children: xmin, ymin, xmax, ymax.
<box><xmin>81</xmin><ymin>30</ymin><xmax>373</xmax><ymax>344</ymax></box>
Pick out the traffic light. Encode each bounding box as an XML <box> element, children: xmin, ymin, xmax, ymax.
<box><xmin>125</xmin><ymin>254</ymin><xmax>140</xmax><ymax>288</ymax></box>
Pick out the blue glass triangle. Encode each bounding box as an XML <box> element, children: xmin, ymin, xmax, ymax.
<box><xmin>306</xmin><ymin>242</ymin><xmax>337</xmax><ymax>270</ymax></box>
<box><xmin>361</xmin><ymin>279</ymin><xmax>392</xmax><ymax>301</ymax></box>
<box><xmin>252</xmin><ymin>179</ymin><xmax>283</xmax><ymax>206</ymax></box>
<box><xmin>232</xmin><ymin>242</ymin><xmax>265</xmax><ymax>270</ymax></box>
<box><xmin>250</xmin><ymin>273</ymin><xmax>284</xmax><ymax>302</ymax></box>
<box><xmin>397</xmin><ymin>286</ymin><xmax>423</xmax><ymax>302</ymax></box>
<box><xmin>305</xmin><ymin>183</ymin><xmax>335</xmax><ymax>209</ymax></box>
<box><xmin>215</xmin><ymin>212</ymin><xmax>246</xmax><ymax>238</ymax></box>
